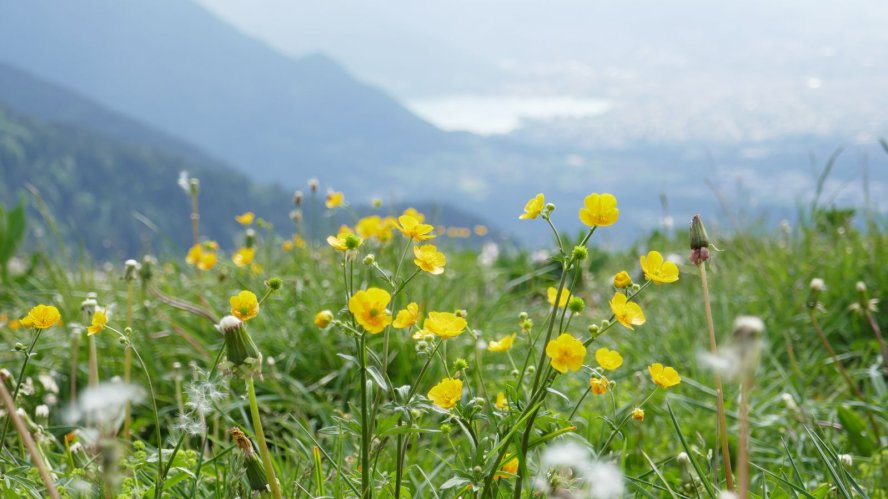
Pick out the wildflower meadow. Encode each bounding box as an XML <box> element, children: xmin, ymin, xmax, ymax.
<box><xmin>0</xmin><ymin>177</ymin><xmax>885</xmax><ymax>498</ymax></box>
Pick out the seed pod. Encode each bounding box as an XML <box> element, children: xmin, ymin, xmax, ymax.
<box><xmin>230</xmin><ymin>428</ymin><xmax>270</xmax><ymax>492</ymax></box>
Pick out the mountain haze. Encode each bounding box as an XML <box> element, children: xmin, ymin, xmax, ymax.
<box><xmin>0</xmin><ymin>0</ymin><xmax>472</xmax><ymax>188</ymax></box>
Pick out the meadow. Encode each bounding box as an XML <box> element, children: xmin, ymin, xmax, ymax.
<box><xmin>0</xmin><ymin>177</ymin><xmax>885</xmax><ymax>498</ymax></box>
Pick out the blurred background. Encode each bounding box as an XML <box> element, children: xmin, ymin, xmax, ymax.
<box><xmin>1</xmin><ymin>0</ymin><xmax>886</xmax><ymax>257</ymax></box>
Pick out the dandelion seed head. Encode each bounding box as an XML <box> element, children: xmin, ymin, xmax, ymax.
<box><xmin>68</xmin><ymin>382</ymin><xmax>145</xmax><ymax>429</ymax></box>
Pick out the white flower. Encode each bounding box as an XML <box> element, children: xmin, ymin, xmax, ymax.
<box><xmin>809</xmin><ymin>278</ymin><xmax>826</xmax><ymax>292</ymax></box>
<box><xmin>536</xmin><ymin>442</ymin><xmax>624</xmax><ymax>498</ymax></box>
<box><xmin>68</xmin><ymin>382</ymin><xmax>145</xmax><ymax>430</ymax></box>
<box><xmin>856</xmin><ymin>281</ymin><xmax>867</xmax><ymax>293</ymax></box>
<box><xmin>733</xmin><ymin>315</ymin><xmax>764</xmax><ymax>335</ymax></box>
<box><xmin>178</xmin><ymin>171</ymin><xmax>191</xmax><ymax>193</ymax></box>
<box><xmin>35</xmin><ymin>405</ymin><xmax>49</xmax><ymax>419</ymax></box>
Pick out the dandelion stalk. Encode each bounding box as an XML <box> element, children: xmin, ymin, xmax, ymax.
<box><xmin>737</xmin><ymin>375</ymin><xmax>753</xmax><ymax>499</ymax></box>
<box><xmin>698</xmin><ymin>263</ymin><xmax>734</xmax><ymax>490</ymax></box>
<box><xmin>0</xmin><ymin>378</ymin><xmax>60</xmax><ymax>499</ymax></box>
<box><xmin>357</xmin><ymin>333</ymin><xmax>372</xmax><ymax>498</ymax></box>
<box><xmin>246</xmin><ymin>376</ymin><xmax>283</xmax><ymax>499</ymax></box>
<box><xmin>123</xmin><ymin>277</ymin><xmax>135</xmax><ymax>439</ymax></box>
<box><xmin>691</xmin><ymin>214</ymin><xmax>734</xmax><ymax>490</ymax></box>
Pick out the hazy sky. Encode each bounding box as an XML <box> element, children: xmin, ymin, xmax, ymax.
<box><xmin>197</xmin><ymin>1</ymin><xmax>888</xmax><ymax>138</ymax></box>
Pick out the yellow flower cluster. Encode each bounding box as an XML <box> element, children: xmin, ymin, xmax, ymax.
<box><xmin>186</xmin><ymin>241</ymin><xmax>219</xmax><ymax>270</ymax></box>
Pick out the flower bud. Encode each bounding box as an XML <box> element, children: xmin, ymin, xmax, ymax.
<box><xmin>289</xmin><ymin>209</ymin><xmax>302</xmax><ymax>222</ymax></box>
<box><xmin>265</xmin><ymin>277</ymin><xmax>282</xmax><ymax>291</ymax></box>
<box><xmin>217</xmin><ymin>316</ymin><xmax>262</xmax><ymax>376</ymax></box>
<box><xmin>124</xmin><ymin>259</ymin><xmax>140</xmax><ymax>281</ymax></box>
<box><xmin>689</xmin><ymin>214</ymin><xmax>710</xmax><ymax>250</ymax></box>
<box><xmin>189</xmin><ymin>178</ymin><xmax>200</xmax><ymax>196</ymax></box>
<box><xmin>601</xmin><ymin>319</ymin><xmax>610</xmax><ymax>328</ymax></box>
<box><xmin>453</xmin><ymin>358</ymin><xmax>469</xmax><ymax>371</ymax></box>
<box><xmin>526</xmin><ymin>365</ymin><xmax>535</xmax><ymax>374</ymax></box>
<box><xmin>631</xmin><ymin>407</ymin><xmax>644</xmax><ymax>422</ymax></box>
<box><xmin>439</xmin><ymin>423</ymin><xmax>452</xmax><ymax>433</ymax></box>
<box><xmin>806</xmin><ymin>278</ymin><xmax>825</xmax><ymax>309</ymax></box>
<box><xmin>344</xmin><ymin>234</ymin><xmax>362</xmax><ymax>250</ymax></box>
<box><xmin>13</xmin><ymin>342</ymin><xmax>25</xmax><ymax>351</ymax></box>
<box><xmin>568</xmin><ymin>297</ymin><xmax>585</xmax><ymax>314</ymax></box>
<box><xmin>544</xmin><ymin>203</ymin><xmax>556</xmax><ymax>213</ymax></box>
<box><xmin>587</xmin><ymin>324</ymin><xmax>600</xmax><ymax>335</ymax></box>
<box><xmin>308</xmin><ymin>178</ymin><xmax>319</xmax><ymax>193</ymax></box>
<box><xmin>518</xmin><ymin>312</ymin><xmax>528</xmax><ymax>322</ymax></box>
<box><xmin>314</xmin><ymin>310</ymin><xmax>334</xmax><ymax>328</ymax></box>
<box><xmin>293</xmin><ymin>191</ymin><xmax>303</xmax><ymax>206</ymax></box>
<box><xmin>372</xmin><ymin>198</ymin><xmax>383</xmax><ymax>208</ymax></box>
<box><xmin>230</xmin><ymin>428</ymin><xmax>270</xmax><ymax>492</ymax></box>
<box><xmin>613</xmin><ymin>271</ymin><xmax>631</xmax><ymax>289</ymax></box>
<box><xmin>677</xmin><ymin>452</ymin><xmax>690</xmax><ymax>467</ymax></box>
<box><xmin>455</xmin><ymin>309</ymin><xmax>467</xmax><ymax>318</ymax></box>
<box><xmin>571</xmin><ymin>245</ymin><xmax>588</xmax><ymax>261</ymax></box>
<box><xmin>838</xmin><ymin>454</ymin><xmax>853</xmax><ymax>469</ymax></box>
<box><xmin>363</xmin><ymin>254</ymin><xmax>375</xmax><ymax>266</ymax></box>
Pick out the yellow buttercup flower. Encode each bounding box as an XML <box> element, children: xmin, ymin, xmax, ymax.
<box><xmin>235</xmin><ymin>211</ymin><xmax>255</xmax><ymax>225</ymax></box>
<box><xmin>649</xmin><ymin>363</ymin><xmax>681</xmax><ymax>388</ymax></box>
<box><xmin>26</xmin><ymin>304</ymin><xmax>61</xmax><ymax>329</ymax></box>
<box><xmin>589</xmin><ymin>376</ymin><xmax>609</xmax><ymax>395</ymax></box>
<box><xmin>281</xmin><ymin>240</ymin><xmax>294</xmax><ymax>252</ymax></box>
<box><xmin>545</xmin><ymin>333</ymin><xmax>587</xmax><ymax>373</ymax></box>
<box><xmin>595</xmin><ymin>347</ymin><xmax>623</xmax><ymax>370</ymax></box>
<box><xmin>87</xmin><ymin>309</ymin><xmax>108</xmax><ymax>336</ymax></box>
<box><xmin>325</xmin><ymin>191</ymin><xmax>344</xmax><ymax>209</ymax></box>
<box><xmin>487</xmin><ymin>333</ymin><xmax>516</xmax><ymax>353</ymax></box>
<box><xmin>609</xmin><ymin>293</ymin><xmax>646</xmax><ymax>330</ymax></box>
<box><xmin>186</xmin><ymin>243</ymin><xmax>218</xmax><ymax>271</ymax></box>
<box><xmin>579</xmin><ymin>193</ymin><xmax>619</xmax><ymax>227</ymax></box>
<box><xmin>8</xmin><ymin>319</ymin><xmax>21</xmax><ymax>330</ymax></box>
<box><xmin>20</xmin><ymin>316</ymin><xmax>34</xmax><ymax>328</ymax></box>
<box><xmin>356</xmin><ymin>215</ymin><xmax>395</xmax><ymax>242</ymax></box>
<box><xmin>230</xmin><ymin>290</ymin><xmax>259</xmax><ymax>321</ymax></box>
<box><xmin>396</xmin><ymin>215</ymin><xmax>436</xmax><ymax>241</ymax></box>
<box><xmin>547</xmin><ymin>287</ymin><xmax>572</xmax><ymax>308</ymax></box>
<box><xmin>519</xmin><ymin>193</ymin><xmax>545</xmax><ymax>220</ymax></box>
<box><xmin>421</xmin><ymin>312</ymin><xmax>466</xmax><ymax>339</ymax></box>
<box><xmin>427</xmin><ymin>378</ymin><xmax>463</xmax><ymax>409</ymax></box>
<box><xmin>348</xmin><ymin>288</ymin><xmax>392</xmax><ymax>334</ymax></box>
<box><xmin>402</xmin><ymin>207</ymin><xmax>426</xmax><ymax>223</ymax></box>
<box><xmin>495</xmin><ymin>392</ymin><xmax>508</xmax><ymax>410</ymax></box>
<box><xmin>613</xmin><ymin>271</ymin><xmax>632</xmax><ymax>289</ymax></box>
<box><xmin>232</xmin><ymin>247</ymin><xmax>255</xmax><ymax>268</ymax></box>
<box><xmin>640</xmin><ymin>250</ymin><xmax>679</xmax><ymax>284</ymax></box>
<box><xmin>414</xmin><ymin>245</ymin><xmax>446</xmax><ymax>275</ymax></box>
<box><xmin>632</xmin><ymin>408</ymin><xmax>645</xmax><ymax>422</ymax></box>
<box><xmin>393</xmin><ymin>302</ymin><xmax>420</xmax><ymax>329</ymax></box>
<box><xmin>327</xmin><ymin>225</ymin><xmax>362</xmax><ymax>251</ymax></box>
<box><xmin>495</xmin><ymin>456</ymin><xmax>520</xmax><ymax>480</ymax></box>
<box><xmin>314</xmin><ymin>310</ymin><xmax>334</xmax><ymax>328</ymax></box>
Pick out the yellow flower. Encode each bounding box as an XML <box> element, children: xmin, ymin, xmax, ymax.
<box><xmin>640</xmin><ymin>250</ymin><xmax>679</xmax><ymax>284</ymax></box>
<box><xmin>20</xmin><ymin>316</ymin><xmax>34</xmax><ymax>328</ymax></box>
<box><xmin>327</xmin><ymin>226</ymin><xmax>362</xmax><ymax>251</ymax></box>
<box><xmin>579</xmin><ymin>193</ymin><xmax>619</xmax><ymax>227</ymax></box>
<box><xmin>589</xmin><ymin>376</ymin><xmax>609</xmax><ymax>395</ymax></box>
<box><xmin>487</xmin><ymin>333</ymin><xmax>516</xmax><ymax>353</ymax></box>
<box><xmin>325</xmin><ymin>191</ymin><xmax>344</xmax><ymax>209</ymax></box>
<box><xmin>595</xmin><ymin>347</ymin><xmax>623</xmax><ymax>370</ymax></box>
<box><xmin>87</xmin><ymin>309</ymin><xmax>108</xmax><ymax>336</ymax></box>
<box><xmin>547</xmin><ymin>287</ymin><xmax>572</xmax><ymax>308</ymax></box>
<box><xmin>26</xmin><ymin>305</ymin><xmax>61</xmax><ymax>329</ymax></box>
<box><xmin>495</xmin><ymin>392</ymin><xmax>508</xmax><ymax>410</ymax></box>
<box><xmin>396</xmin><ymin>215</ymin><xmax>436</xmax><ymax>241</ymax></box>
<box><xmin>519</xmin><ymin>193</ymin><xmax>545</xmax><ymax>220</ymax></box>
<box><xmin>232</xmin><ymin>247</ymin><xmax>256</xmax><ymax>267</ymax></box>
<box><xmin>402</xmin><ymin>207</ymin><xmax>425</xmax><ymax>223</ymax></box>
<box><xmin>421</xmin><ymin>312</ymin><xmax>466</xmax><ymax>339</ymax></box>
<box><xmin>495</xmin><ymin>456</ymin><xmax>519</xmax><ymax>481</ymax></box>
<box><xmin>414</xmin><ymin>245</ymin><xmax>446</xmax><ymax>275</ymax></box>
<box><xmin>230</xmin><ymin>290</ymin><xmax>259</xmax><ymax>321</ymax></box>
<box><xmin>631</xmin><ymin>408</ymin><xmax>645</xmax><ymax>422</ymax></box>
<box><xmin>186</xmin><ymin>243</ymin><xmax>218</xmax><ymax>271</ymax></box>
<box><xmin>427</xmin><ymin>377</ymin><xmax>463</xmax><ymax>409</ymax></box>
<box><xmin>356</xmin><ymin>215</ymin><xmax>395</xmax><ymax>242</ymax></box>
<box><xmin>393</xmin><ymin>302</ymin><xmax>420</xmax><ymax>329</ymax></box>
<box><xmin>545</xmin><ymin>333</ymin><xmax>587</xmax><ymax>373</ymax></box>
<box><xmin>649</xmin><ymin>363</ymin><xmax>681</xmax><ymax>388</ymax></box>
<box><xmin>613</xmin><ymin>271</ymin><xmax>632</xmax><ymax>289</ymax></box>
<box><xmin>314</xmin><ymin>310</ymin><xmax>334</xmax><ymax>328</ymax></box>
<box><xmin>293</xmin><ymin>235</ymin><xmax>307</xmax><ymax>249</ymax></box>
<box><xmin>281</xmin><ymin>240</ymin><xmax>294</xmax><ymax>252</ymax></box>
<box><xmin>235</xmin><ymin>211</ymin><xmax>255</xmax><ymax>225</ymax></box>
<box><xmin>609</xmin><ymin>293</ymin><xmax>646</xmax><ymax>330</ymax></box>
<box><xmin>348</xmin><ymin>288</ymin><xmax>392</xmax><ymax>334</ymax></box>
<box><xmin>8</xmin><ymin>319</ymin><xmax>20</xmax><ymax>330</ymax></box>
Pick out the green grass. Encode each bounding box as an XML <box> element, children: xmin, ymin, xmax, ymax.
<box><xmin>0</xmin><ymin>197</ymin><xmax>885</xmax><ymax>498</ymax></box>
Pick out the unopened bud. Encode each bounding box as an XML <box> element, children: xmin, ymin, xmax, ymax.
<box><xmin>372</xmin><ymin>198</ymin><xmax>383</xmax><ymax>208</ymax></box>
<box><xmin>453</xmin><ymin>358</ymin><xmax>469</xmax><ymax>371</ymax></box>
<box><xmin>266</xmin><ymin>277</ymin><xmax>282</xmax><ymax>291</ymax></box>
<box><xmin>13</xmin><ymin>343</ymin><xmax>25</xmax><ymax>351</ymax></box>
<box><xmin>568</xmin><ymin>297</ymin><xmax>585</xmax><ymax>314</ymax></box>
<box><xmin>690</xmin><ymin>214</ymin><xmax>710</xmax><ymax>250</ymax></box>
<box><xmin>838</xmin><ymin>454</ymin><xmax>853</xmax><ymax>469</ymax></box>
<box><xmin>587</xmin><ymin>324</ymin><xmax>600</xmax><ymax>335</ymax></box>
<box><xmin>363</xmin><ymin>254</ymin><xmax>375</xmax><ymax>266</ymax></box>
<box><xmin>455</xmin><ymin>309</ymin><xmax>467</xmax><ymax>318</ymax></box>
<box><xmin>571</xmin><ymin>245</ymin><xmax>588</xmax><ymax>261</ymax></box>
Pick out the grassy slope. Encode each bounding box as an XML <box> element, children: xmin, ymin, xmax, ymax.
<box><xmin>0</xmin><ymin>202</ymin><xmax>885</xmax><ymax>496</ymax></box>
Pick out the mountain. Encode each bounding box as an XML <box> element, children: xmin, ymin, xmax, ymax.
<box><xmin>0</xmin><ymin>0</ymin><xmax>473</xmax><ymax>190</ymax></box>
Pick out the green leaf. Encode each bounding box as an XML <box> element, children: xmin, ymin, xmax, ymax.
<box><xmin>836</xmin><ymin>405</ymin><xmax>875</xmax><ymax>456</ymax></box>
<box><xmin>440</xmin><ymin>476</ymin><xmax>469</xmax><ymax>490</ymax></box>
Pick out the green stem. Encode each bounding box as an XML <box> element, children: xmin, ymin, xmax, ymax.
<box><xmin>190</xmin><ymin>345</ymin><xmax>226</xmax><ymax>497</ymax></box>
<box><xmin>246</xmin><ymin>376</ymin><xmax>283</xmax><ymax>499</ymax></box>
<box><xmin>0</xmin><ymin>328</ymin><xmax>44</xmax><ymax>454</ymax></box>
<box><xmin>357</xmin><ymin>335</ymin><xmax>371</xmax><ymax>498</ymax></box>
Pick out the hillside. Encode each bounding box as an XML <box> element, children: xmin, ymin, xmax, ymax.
<box><xmin>0</xmin><ymin>0</ymin><xmax>473</xmax><ymax>189</ymax></box>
